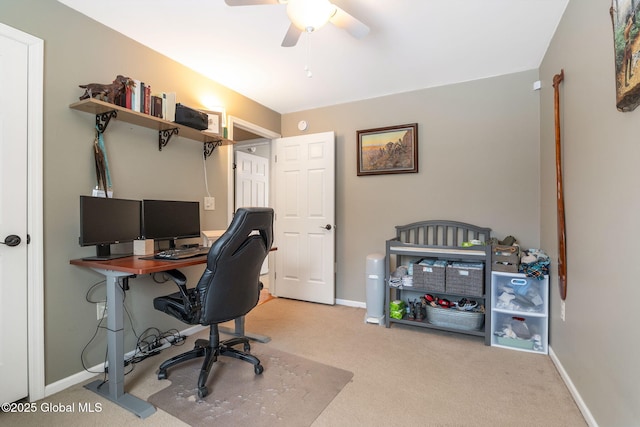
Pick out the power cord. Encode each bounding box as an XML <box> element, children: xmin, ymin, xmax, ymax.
<box><xmin>81</xmin><ymin>278</ymin><xmax>109</xmax><ymax>375</ymax></box>
<box><xmin>82</xmin><ymin>277</ymin><xmax>186</xmax><ymax>378</ymax></box>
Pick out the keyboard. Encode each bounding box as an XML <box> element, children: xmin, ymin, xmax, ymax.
<box><xmin>154</xmin><ymin>246</ymin><xmax>210</xmax><ymax>260</ymax></box>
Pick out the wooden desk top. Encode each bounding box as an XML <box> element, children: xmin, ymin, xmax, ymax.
<box><xmin>71</xmin><ymin>247</ymin><xmax>276</xmax><ymax>276</ymax></box>
<box><xmin>70</xmin><ymin>255</ymin><xmax>208</xmax><ymax>275</ymax></box>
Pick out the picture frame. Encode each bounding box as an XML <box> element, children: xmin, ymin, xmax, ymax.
<box><xmin>201</xmin><ymin>110</ymin><xmax>223</xmax><ymax>135</ymax></box>
<box><xmin>610</xmin><ymin>2</ymin><xmax>640</xmax><ymax>111</ymax></box>
<box><xmin>356</xmin><ymin>123</ymin><xmax>418</xmax><ymax>176</ymax></box>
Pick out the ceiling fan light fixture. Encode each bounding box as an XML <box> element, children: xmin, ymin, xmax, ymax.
<box><xmin>286</xmin><ymin>0</ymin><xmax>334</xmax><ymax>32</ymax></box>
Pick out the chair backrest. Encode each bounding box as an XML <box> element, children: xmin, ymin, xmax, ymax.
<box><xmin>195</xmin><ymin>207</ymin><xmax>274</xmax><ymax>325</ymax></box>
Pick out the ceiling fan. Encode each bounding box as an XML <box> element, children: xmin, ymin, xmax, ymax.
<box><xmin>225</xmin><ymin>0</ymin><xmax>370</xmax><ymax>47</ymax></box>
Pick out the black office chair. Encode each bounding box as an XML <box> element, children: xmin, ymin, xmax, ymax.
<box><xmin>153</xmin><ymin>207</ymin><xmax>274</xmax><ymax>398</ymax></box>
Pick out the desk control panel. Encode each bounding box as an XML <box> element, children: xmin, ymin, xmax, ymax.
<box><xmin>154</xmin><ymin>246</ymin><xmax>210</xmax><ymax>260</ymax></box>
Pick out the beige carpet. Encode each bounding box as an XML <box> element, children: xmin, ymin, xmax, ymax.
<box><xmin>147</xmin><ymin>344</ymin><xmax>353</xmax><ymax>426</ymax></box>
<box><xmin>1</xmin><ymin>296</ymin><xmax>587</xmax><ymax>427</ymax></box>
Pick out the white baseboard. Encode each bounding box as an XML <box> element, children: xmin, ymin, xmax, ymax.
<box><xmin>549</xmin><ymin>346</ymin><xmax>598</xmax><ymax>427</ymax></box>
<box><xmin>335</xmin><ymin>298</ymin><xmax>366</xmax><ymax>308</ymax></box>
<box><xmin>44</xmin><ymin>325</ymin><xmax>206</xmax><ymax>398</ymax></box>
<box><xmin>45</xmin><ymin>367</ymin><xmax>99</xmax><ymax>398</ymax></box>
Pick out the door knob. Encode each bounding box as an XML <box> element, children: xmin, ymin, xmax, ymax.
<box><xmin>320</xmin><ymin>224</ymin><xmax>332</xmax><ymax>231</ymax></box>
<box><xmin>1</xmin><ymin>235</ymin><xmax>21</xmax><ymax>247</ymax></box>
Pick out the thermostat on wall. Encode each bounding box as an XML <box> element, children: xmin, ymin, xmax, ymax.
<box><xmin>298</xmin><ymin>120</ymin><xmax>308</xmax><ymax>131</ymax></box>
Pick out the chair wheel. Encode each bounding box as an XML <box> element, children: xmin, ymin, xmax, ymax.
<box><xmin>198</xmin><ymin>386</ymin><xmax>209</xmax><ymax>399</ymax></box>
<box><xmin>254</xmin><ymin>364</ymin><xmax>264</xmax><ymax>375</ymax></box>
<box><xmin>157</xmin><ymin>371</ymin><xmax>167</xmax><ymax>380</ymax></box>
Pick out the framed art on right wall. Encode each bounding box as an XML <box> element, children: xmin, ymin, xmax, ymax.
<box><xmin>356</xmin><ymin>123</ymin><xmax>418</xmax><ymax>176</ymax></box>
<box><xmin>611</xmin><ymin>2</ymin><xmax>640</xmax><ymax>111</ymax></box>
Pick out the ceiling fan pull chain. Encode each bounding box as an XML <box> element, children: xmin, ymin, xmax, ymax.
<box><xmin>305</xmin><ymin>31</ymin><xmax>313</xmax><ymax>78</ymax></box>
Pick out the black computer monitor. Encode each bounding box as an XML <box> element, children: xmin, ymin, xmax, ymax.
<box><xmin>79</xmin><ymin>196</ymin><xmax>142</xmax><ymax>260</ymax></box>
<box><xmin>142</xmin><ymin>200</ymin><xmax>200</xmax><ymax>248</ymax></box>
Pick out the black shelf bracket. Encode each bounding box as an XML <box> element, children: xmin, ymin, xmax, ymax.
<box><xmin>203</xmin><ymin>140</ymin><xmax>222</xmax><ymax>159</ymax></box>
<box><xmin>159</xmin><ymin>128</ymin><xmax>179</xmax><ymax>151</ymax></box>
<box><xmin>95</xmin><ymin>110</ymin><xmax>117</xmax><ymax>133</ymax></box>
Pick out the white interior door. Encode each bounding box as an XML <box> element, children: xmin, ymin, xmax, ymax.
<box><xmin>274</xmin><ymin>132</ymin><xmax>335</xmax><ymax>304</ymax></box>
<box><xmin>235</xmin><ymin>149</ymin><xmax>270</xmax><ymax>274</ymax></box>
<box><xmin>0</xmin><ymin>27</ymin><xmax>30</xmax><ymax>403</ymax></box>
<box><xmin>235</xmin><ymin>150</ymin><xmax>269</xmax><ymax>208</ymax></box>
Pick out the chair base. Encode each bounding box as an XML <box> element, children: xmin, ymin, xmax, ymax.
<box><xmin>157</xmin><ymin>326</ymin><xmax>263</xmax><ymax>398</ymax></box>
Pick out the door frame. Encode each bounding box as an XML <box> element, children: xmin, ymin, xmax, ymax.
<box><xmin>225</xmin><ymin>116</ymin><xmax>281</xmax><ymax>225</ymax></box>
<box><xmin>0</xmin><ymin>23</ymin><xmax>45</xmax><ymax>401</ymax></box>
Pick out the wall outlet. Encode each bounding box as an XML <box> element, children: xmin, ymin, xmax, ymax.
<box><xmin>97</xmin><ymin>302</ymin><xmax>107</xmax><ymax>320</ymax></box>
<box><xmin>560</xmin><ymin>300</ymin><xmax>566</xmax><ymax>321</ymax></box>
<box><xmin>204</xmin><ymin>197</ymin><xmax>215</xmax><ymax>211</ymax></box>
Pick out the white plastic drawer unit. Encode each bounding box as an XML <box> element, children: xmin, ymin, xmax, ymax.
<box><xmin>490</xmin><ymin>272</ymin><xmax>549</xmax><ymax>354</ymax></box>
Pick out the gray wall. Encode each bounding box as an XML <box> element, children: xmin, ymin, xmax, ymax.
<box><xmin>282</xmin><ymin>70</ymin><xmax>542</xmax><ymax>302</ymax></box>
<box><xmin>0</xmin><ymin>0</ymin><xmax>280</xmax><ymax>384</ymax></box>
<box><xmin>540</xmin><ymin>0</ymin><xmax>640</xmax><ymax>425</ymax></box>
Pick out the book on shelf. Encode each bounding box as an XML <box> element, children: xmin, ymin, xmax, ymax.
<box><xmin>115</xmin><ymin>89</ymin><xmax>126</xmax><ymax>108</ymax></box>
<box><xmin>132</xmin><ymin>79</ymin><xmax>142</xmax><ymax>112</ymax></box>
<box><xmin>125</xmin><ymin>85</ymin><xmax>132</xmax><ymax>109</ymax></box>
<box><xmin>143</xmin><ymin>85</ymin><xmax>151</xmax><ymax>115</ymax></box>
<box><xmin>151</xmin><ymin>95</ymin><xmax>163</xmax><ymax>118</ymax></box>
<box><xmin>97</xmin><ymin>76</ymin><xmax>180</xmax><ymax>123</ymax></box>
<box><xmin>139</xmin><ymin>82</ymin><xmax>146</xmax><ymax>113</ymax></box>
<box><xmin>162</xmin><ymin>92</ymin><xmax>176</xmax><ymax>122</ymax></box>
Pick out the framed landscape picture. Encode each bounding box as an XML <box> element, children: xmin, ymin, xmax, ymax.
<box><xmin>202</xmin><ymin>110</ymin><xmax>223</xmax><ymax>135</ymax></box>
<box><xmin>357</xmin><ymin>123</ymin><xmax>418</xmax><ymax>176</ymax></box>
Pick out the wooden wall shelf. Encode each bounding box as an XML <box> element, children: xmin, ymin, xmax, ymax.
<box><xmin>69</xmin><ymin>98</ymin><xmax>233</xmax><ymax>157</ymax></box>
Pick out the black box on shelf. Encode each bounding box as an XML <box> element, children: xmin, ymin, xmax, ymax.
<box><xmin>174</xmin><ymin>103</ymin><xmax>208</xmax><ymax>130</ymax></box>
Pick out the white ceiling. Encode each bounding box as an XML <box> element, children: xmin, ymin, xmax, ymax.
<box><xmin>57</xmin><ymin>0</ymin><xmax>568</xmax><ymax>114</ymax></box>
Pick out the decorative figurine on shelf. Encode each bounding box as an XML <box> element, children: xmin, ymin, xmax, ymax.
<box><xmin>78</xmin><ymin>75</ymin><xmax>135</xmax><ymax>105</ymax></box>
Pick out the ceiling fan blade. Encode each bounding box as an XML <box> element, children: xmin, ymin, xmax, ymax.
<box><xmin>281</xmin><ymin>23</ymin><xmax>302</xmax><ymax>47</ymax></box>
<box><xmin>329</xmin><ymin>5</ymin><xmax>369</xmax><ymax>39</ymax></box>
<box><xmin>225</xmin><ymin>0</ymin><xmax>282</xmax><ymax>6</ymax></box>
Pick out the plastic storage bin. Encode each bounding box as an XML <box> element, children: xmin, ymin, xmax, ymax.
<box><xmin>490</xmin><ymin>272</ymin><xmax>548</xmax><ymax>354</ymax></box>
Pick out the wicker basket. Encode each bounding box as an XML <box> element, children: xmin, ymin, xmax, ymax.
<box><xmin>411</xmin><ymin>259</ymin><xmax>446</xmax><ymax>292</ymax></box>
<box><xmin>425</xmin><ymin>304</ymin><xmax>484</xmax><ymax>331</ymax></box>
<box><xmin>445</xmin><ymin>262</ymin><xmax>484</xmax><ymax>296</ymax></box>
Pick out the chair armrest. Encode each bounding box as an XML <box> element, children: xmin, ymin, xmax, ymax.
<box><xmin>164</xmin><ymin>269</ymin><xmax>196</xmax><ymax>312</ymax></box>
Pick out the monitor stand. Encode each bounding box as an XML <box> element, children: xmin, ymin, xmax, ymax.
<box><xmin>82</xmin><ymin>244</ymin><xmax>131</xmax><ymax>261</ymax></box>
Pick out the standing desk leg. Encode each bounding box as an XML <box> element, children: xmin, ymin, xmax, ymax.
<box><xmin>84</xmin><ymin>270</ymin><xmax>155</xmax><ymax>418</ymax></box>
